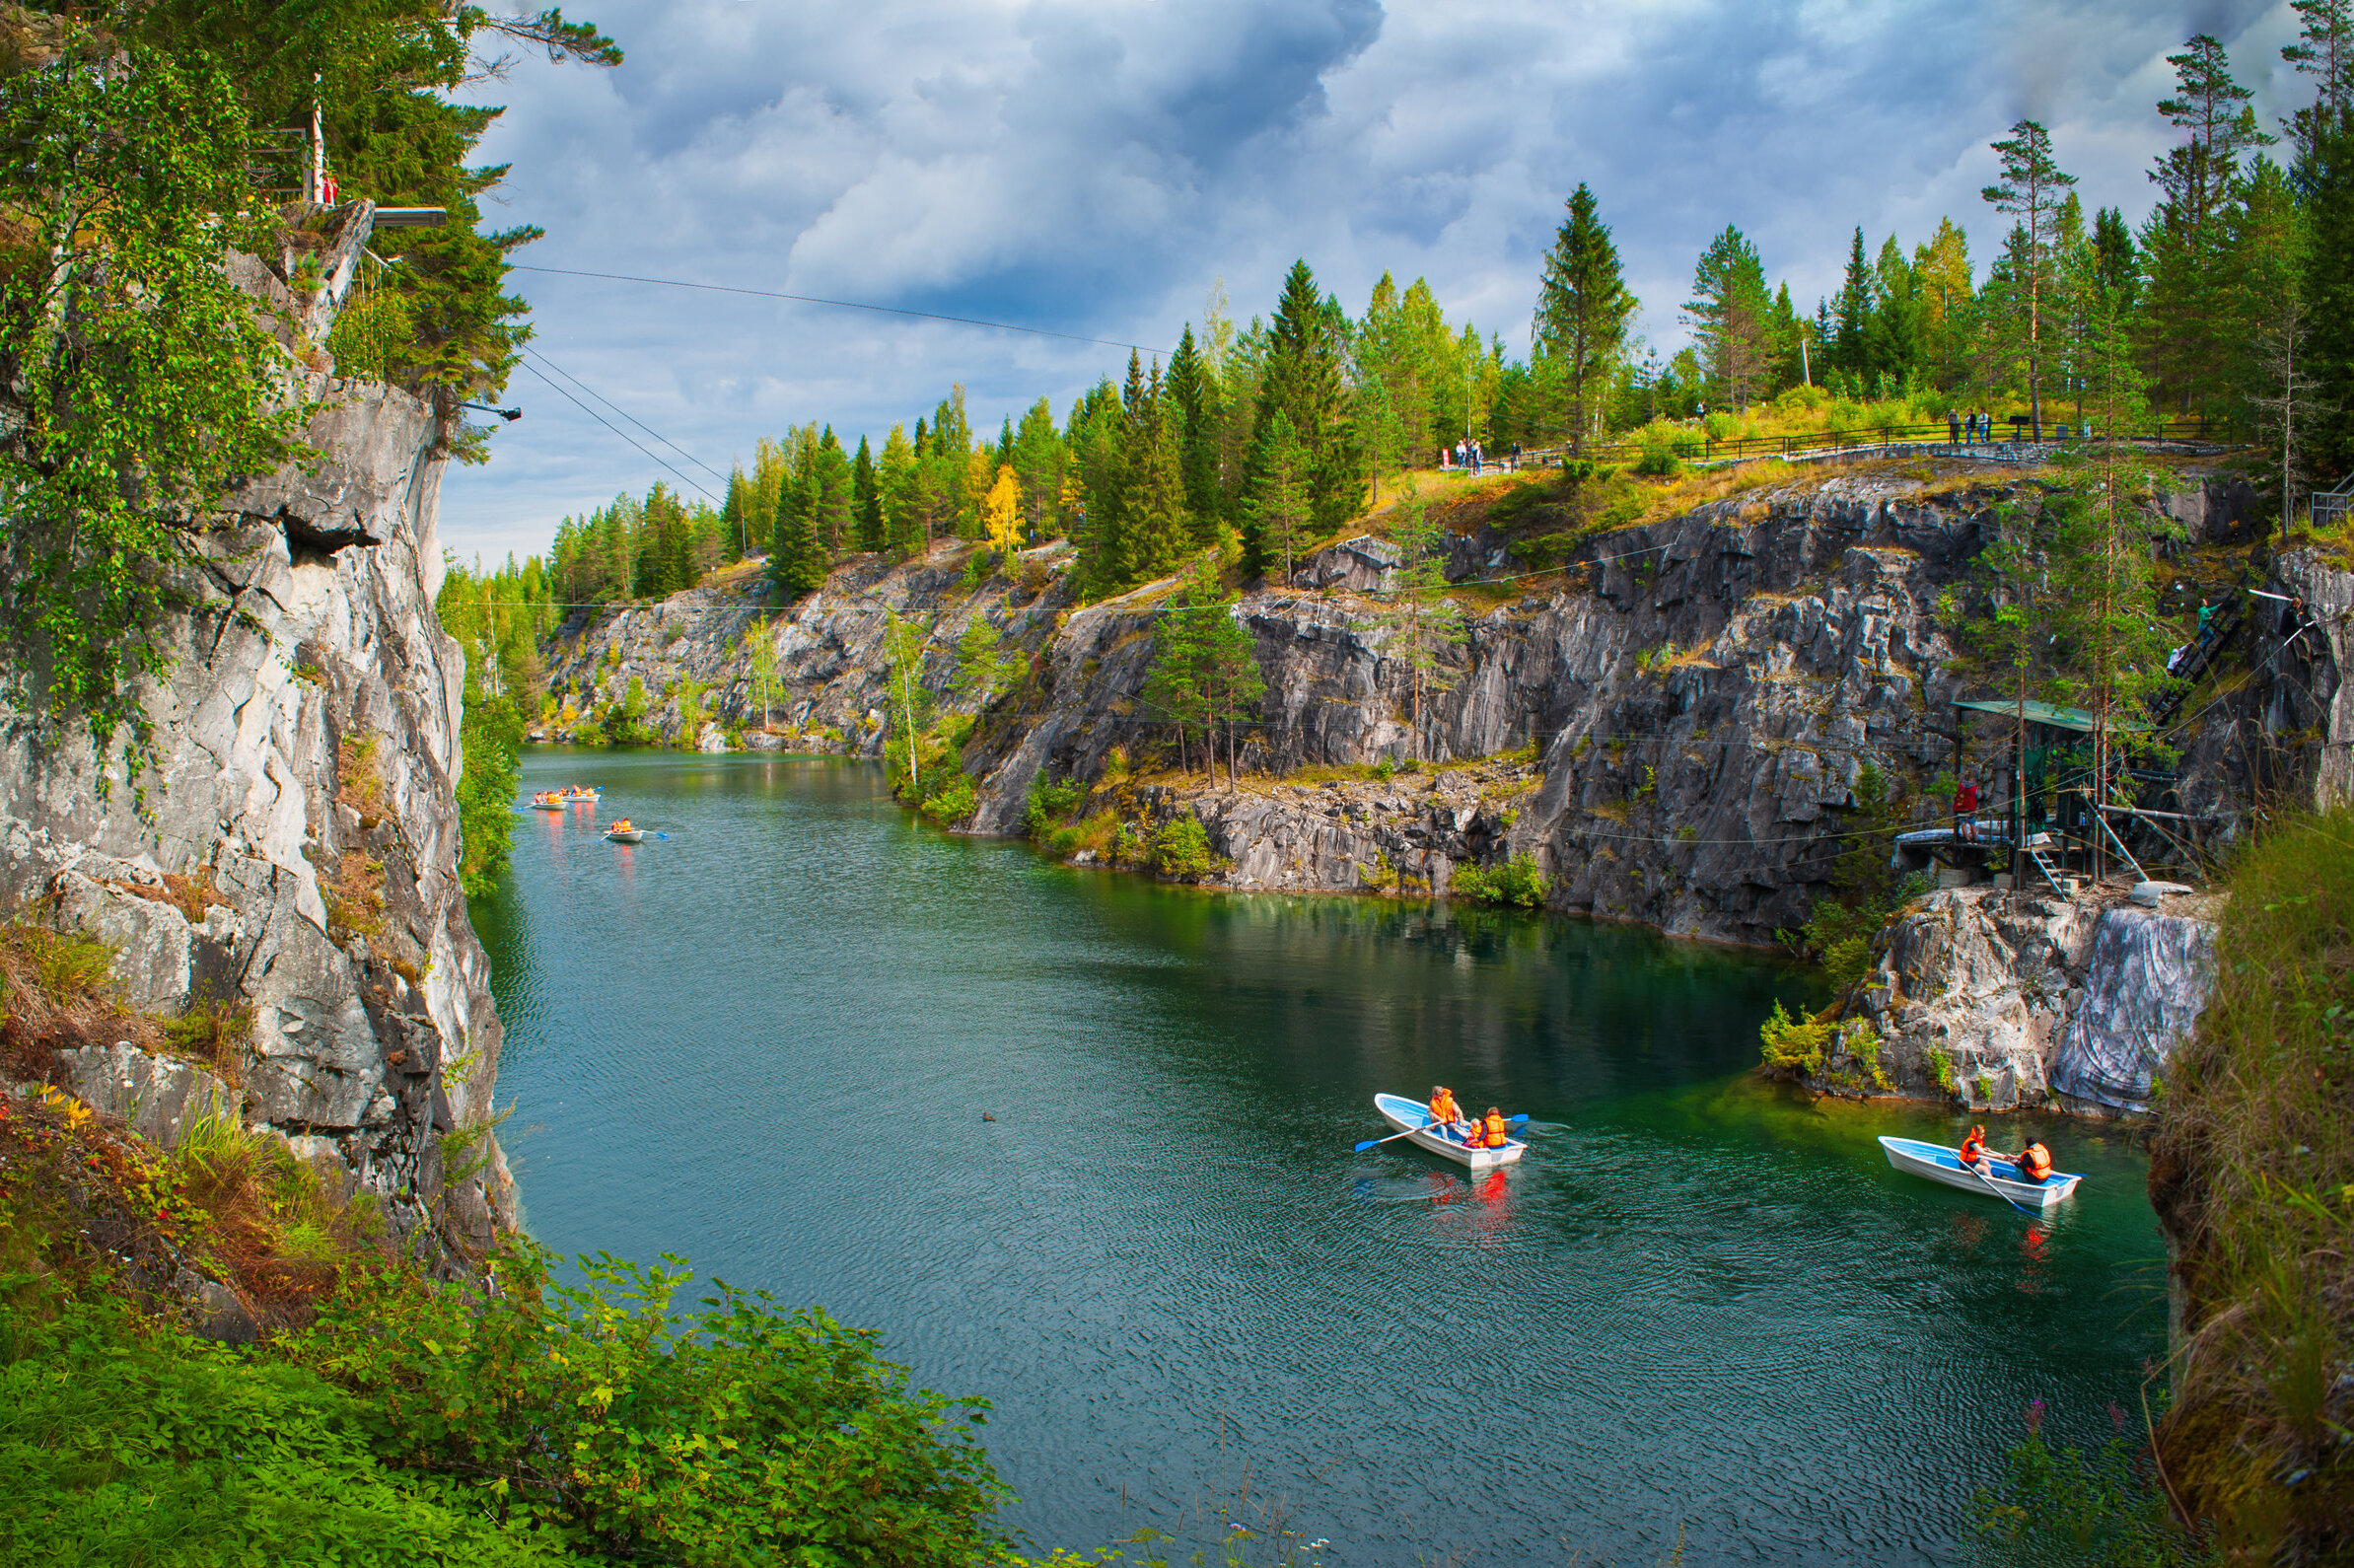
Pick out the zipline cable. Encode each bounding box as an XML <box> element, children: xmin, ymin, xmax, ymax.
<box><xmin>510</xmin><ymin>264</ymin><xmax>1163</xmax><ymax>355</ymax></box>
<box><xmin>513</xmin><ymin>358</ymin><xmax>722</xmax><ymax>505</ymax></box>
<box><xmin>522</xmin><ymin>347</ymin><xmax>732</xmax><ymax>486</ymax></box>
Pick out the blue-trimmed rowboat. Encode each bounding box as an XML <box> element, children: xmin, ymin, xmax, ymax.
<box><xmin>1374</xmin><ymin>1093</ymin><xmax>1526</xmax><ymax>1172</ymax></box>
<box><xmin>1878</xmin><ymin>1134</ymin><xmax>2082</xmax><ymax>1207</ymax></box>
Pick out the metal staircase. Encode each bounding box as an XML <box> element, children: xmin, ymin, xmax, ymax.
<box><xmin>2023</xmin><ymin>839</ymin><xmax>2070</xmax><ymax>895</ymax></box>
<box><xmin>2149</xmin><ymin>600</ymin><xmax>2243</xmax><ymax>726</ymax></box>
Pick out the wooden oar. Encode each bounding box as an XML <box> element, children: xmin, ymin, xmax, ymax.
<box><xmin>1353</xmin><ymin>1112</ymin><xmax>1526</xmax><ymax>1153</ymax></box>
<box><xmin>1964</xmin><ymin>1152</ymin><xmax>2040</xmax><ymax>1217</ymax></box>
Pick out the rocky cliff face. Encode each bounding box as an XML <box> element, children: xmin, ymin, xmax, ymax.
<box><xmin>539</xmin><ymin>468</ymin><xmax>2336</xmax><ymax>960</ymax></box>
<box><xmin>1</xmin><ymin>204</ymin><xmax>513</xmax><ymax>1268</ymax></box>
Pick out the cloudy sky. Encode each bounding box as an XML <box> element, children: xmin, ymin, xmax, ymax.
<box><xmin>437</xmin><ymin>0</ymin><xmax>2315</xmax><ymax>565</ymax></box>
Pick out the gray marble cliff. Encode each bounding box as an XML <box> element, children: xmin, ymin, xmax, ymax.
<box><xmin>0</xmin><ymin>202</ymin><xmax>514</xmax><ymax>1266</ymax></box>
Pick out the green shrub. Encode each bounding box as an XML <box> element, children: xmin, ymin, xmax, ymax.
<box><xmin>1453</xmin><ymin>854</ymin><xmax>1545</xmax><ymax>908</ymax></box>
<box><xmin>1152</xmin><ymin>817</ymin><xmax>1220</xmax><ymax>880</ymax></box>
<box><xmin>284</xmin><ymin>1245</ymin><xmax>1011</xmax><ymax>1566</ymax></box>
<box><xmin>1025</xmin><ymin>777</ymin><xmax>1087</xmax><ymax>836</ymax></box>
<box><xmin>1965</xmin><ymin>1423</ymin><xmax>2216</xmax><ymax>1567</ymax></box>
<box><xmin>0</xmin><ymin>1289</ymin><xmax>564</xmax><ymax>1566</ymax></box>
<box><xmin>1758</xmin><ymin>1000</ymin><xmax>1833</xmax><ymax>1076</ymax></box>
<box><xmin>921</xmin><ymin>773</ymin><xmax>977</xmax><ymax>824</ymax></box>
<box><xmin>1927</xmin><ymin>1045</ymin><xmax>1957</xmax><ymax>1096</ymax></box>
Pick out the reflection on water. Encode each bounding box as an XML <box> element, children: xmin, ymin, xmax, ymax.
<box><xmin>479</xmin><ymin>749</ymin><xmax>2170</xmax><ymax>1567</ymax></box>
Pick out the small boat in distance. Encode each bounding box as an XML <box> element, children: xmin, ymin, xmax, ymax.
<box><xmin>565</xmin><ymin>786</ymin><xmax>601</xmax><ymax>803</ymax></box>
<box><xmin>604</xmin><ymin>818</ymin><xmax>646</xmax><ymax>844</ymax></box>
<box><xmin>528</xmin><ymin>791</ymin><xmax>565</xmax><ymax>811</ymax></box>
<box><xmin>1373</xmin><ymin>1092</ymin><xmax>1526</xmax><ymax>1172</ymax></box>
<box><xmin>1878</xmin><ymin>1135</ymin><xmax>2082</xmax><ymax>1208</ymax></box>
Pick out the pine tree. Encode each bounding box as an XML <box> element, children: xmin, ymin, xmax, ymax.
<box><xmin>1864</xmin><ymin>234</ymin><xmax>1923</xmax><ymax>392</ymax></box>
<box><xmin>1685</xmin><ymin>227</ymin><xmax>1773</xmax><ymax>411</ymax></box>
<box><xmin>951</xmin><ymin>614</ymin><xmax>1021</xmax><ymax>710</ymax></box>
<box><xmin>2142</xmin><ymin>36</ymin><xmax>2272</xmax><ymax>419</ymax></box>
<box><xmin>853</xmin><ymin>435</ymin><xmax>883</xmax><ymax>552</ymax></box>
<box><xmin>1533</xmin><ymin>183</ymin><xmax>1638</xmax><ymax>455</ymax></box>
<box><xmin>1120</xmin><ymin>362</ymin><xmax>1190</xmax><ymax>587</ymax></box>
<box><xmin>1982</xmin><ymin>119</ymin><xmax>2078</xmax><ymax>438</ymax></box>
<box><xmin>1186</xmin><ymin>559</ymin><xmax>1267</xmax><ymax>790</ymax></box>
<box><xmin>2091</xmin><ymin>207</ymin><xmax>2137</xmax><ymax>304</ymax></box>
<box><xmin>1913</xmin><ymin>218</ymin><xmax>1974</xmax><ymax>391</ymax></box>
<box><xmin>2283</xmin><ymin>0</ymin><xmax>2354</xmax><ymax>166</ymax></box>
<box><xmin>1143</xmin><ymin>569</ymin><xmax>1215</xmax><ymax>776</ymax></box>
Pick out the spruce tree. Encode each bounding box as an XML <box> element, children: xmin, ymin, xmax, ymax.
<box><xmin>1244</xmin><ymin>410</ymin><xmax>1312</xmax><ymax>587</ymax></box>
<box><xmin>1245</xmin><ymin>260</ymin><xmax>1361</xmax><ymax>574</ymax></box>
<box><xmin>1833</xmin><ymin>227</ymin><xmax>1871</xmax><ymax>379</ymax></box>
<box><xmin>1012</xmin><ymin>397</ymin><xmax>1064</xmax><ymax>539</ymax></box>
<box><xmin>878</xmin><ymin>423</ymin><xmax>921</xmax><ymax>556</ymax></box>
<box><xmin>1119</xmin><ymin>360</ymin><xmax>1189</xmax><ymax>587</ymax></box>
<box><xmin>1533</xmin><ymin>183</ymin><xmax>1638</xmax><ymax>454</ymax></box>
<box><xmin>1167</xmin><ymin>325</ymin><xmax>1225</xmax><ymax>541</ymax></box>
<box><xmin>853</xmin><ymin>435</ymin><xmax>884</xmax><ymax>552</ymax></box>
<box><xmin>2304</xmin><ymin>106</ymin><xmax>2354</xmax><ymax>479</ymax></box>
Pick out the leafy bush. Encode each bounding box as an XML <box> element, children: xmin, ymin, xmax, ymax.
<box><xmin>1633</xmin><ymin>419</ymin><xmax>1700</xmax><ymax>477</ymax></box>
<box><xmin>296</xmin><ymin>1246</ymin><xmax>1012</xmax><ymax>1566</ymax></box>
<box><xmin>1152</xmin><ymin>818</ymin><xmax>1220</xmax><ymax>880</ymax></box>
<box><xmin>0</xmin><ymin>1289</ymin><xmax>566</xmax><ymax>1567</ymax></box>
<box><xmin>1453</xmin><ymin>855</ymin><xmax>1545</xmax><ymax>908</ymax></box>
<box><xmin>921</xmin><ymin>772</ymin><xmax>977</xmax><ymax>824</ymax></box>
<box><xmin>1965</xmin><ymin>1419</ymin><xmax>2216</xmax><ymax>1567</ymax></box>
<box><xmin>1025</xmin><ymin>777</ymin><xmax>1087</xmax><ymax>836</ymax></box>
<box><xmin>1757</xmin><ymin>1000</ymin><xmax>1834</xmax><ymax>1076</ymax></box>
<box><xmin>456</xmin><ymin>694</ymin><xmax>521</xmax><ymax>896</ymax></box>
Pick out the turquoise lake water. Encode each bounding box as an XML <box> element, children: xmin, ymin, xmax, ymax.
<box><xmin>475</xmin><ymin>749</ymin><xmax>2170</xmax><ymax>1566</ymax></box>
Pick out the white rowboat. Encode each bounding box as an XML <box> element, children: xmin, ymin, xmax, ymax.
<box><xmin>1878</xmin><ymin>1135</ymin><xmax>2082</xmax><ymax>1208</ymax></box>
<box><xmin>604</xmin><ymin>828</ymin><xmax>646</xmax><ymax>843</ymax></box>
<box><xmin>1374</xmin><ymin>1093</ymin><xmax>1526</xmax><ymax>1172</ymax></box>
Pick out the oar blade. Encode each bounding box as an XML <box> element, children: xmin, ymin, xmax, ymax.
<box><xmin>1352</xmin><ymin>1138</ymin><xmax>1382</xmax><ymax>1153</ymax></box>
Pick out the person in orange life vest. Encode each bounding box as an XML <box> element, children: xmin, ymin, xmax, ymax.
<box><xmin>1958</xmin><ymin>1124</ymin><xmax>1990</xmax><ymax>1168</ymax></box>
<box><xmin>2015</xmin><ymin>1141</ymin><xmax>2054</xmax><ymax>1183</ymax></box>
<box><xmin>1428</xmin><ymin>1086</ymin><xmax>1465</xmax><ymax>1137</ymax></box>
<box><xmin>609</xmin><ymin>819</ymin><xmax>632</xmax><ymax>832</ymax></box>
<box><xmin>1475</xmin><ymin>1107</ymin><xmax>1511</xmax><ymax>1149</ymax></box>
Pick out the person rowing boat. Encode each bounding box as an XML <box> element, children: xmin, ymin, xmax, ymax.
<box><xmin>1427</xmin><ymin>1085</ymin><xmax>1469</xmax><ymax>1142</ymax></box>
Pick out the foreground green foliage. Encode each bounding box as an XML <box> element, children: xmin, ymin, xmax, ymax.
<box><xmin>0</xmin><ymin>1287</ymin><xmax>565</xmax><ymax>1567</ymax></box>
<box><xmin>2148</xmin><ymin>808</ymin><xmax>2354</xmax><ymax>1561</ymax></box>
<box><xmin>298</xmin><ymin>1246</ymin><xmax>1011</xmax><ymax>1566</ymax></box>
<box><xmin>1966</xmin><ymin>1420</ymin><xmax>2216</xmax><ymax>1567</ymax></box>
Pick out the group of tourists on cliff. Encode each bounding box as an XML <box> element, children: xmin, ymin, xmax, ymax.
<box><xmin>1427</xmin><ymin>1086</ymin><xmax>1513</xmax><ymax>1149</ymax></box>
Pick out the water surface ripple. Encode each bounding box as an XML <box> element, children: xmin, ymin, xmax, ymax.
<box><xmin>479</xmin><ymin>752</ymin><xmax>2168</xmax><ymax>1566</ymax></box>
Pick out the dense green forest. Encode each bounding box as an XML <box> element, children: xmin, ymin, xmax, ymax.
<box><xmin>503</xmin><ymin>21</ymin><xmax>2354</xmax><ymax>624</ymax></box>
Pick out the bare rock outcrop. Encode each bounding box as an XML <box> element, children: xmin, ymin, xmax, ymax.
<box><xmin>1820</xmin><ymin>887</ymin><xmax>2217</xmax><ymax>1115</ymax></box>
<box><xmin>1</xmin><ymin>206</ymin><xmax>513</xmax><ymax>1266</ymax></box>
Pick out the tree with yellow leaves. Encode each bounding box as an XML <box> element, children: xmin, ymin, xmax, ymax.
<box><xmin>981</xmin><ymin>463</ymin><xmax>1024</xmax><ymax>556</ymax></box>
